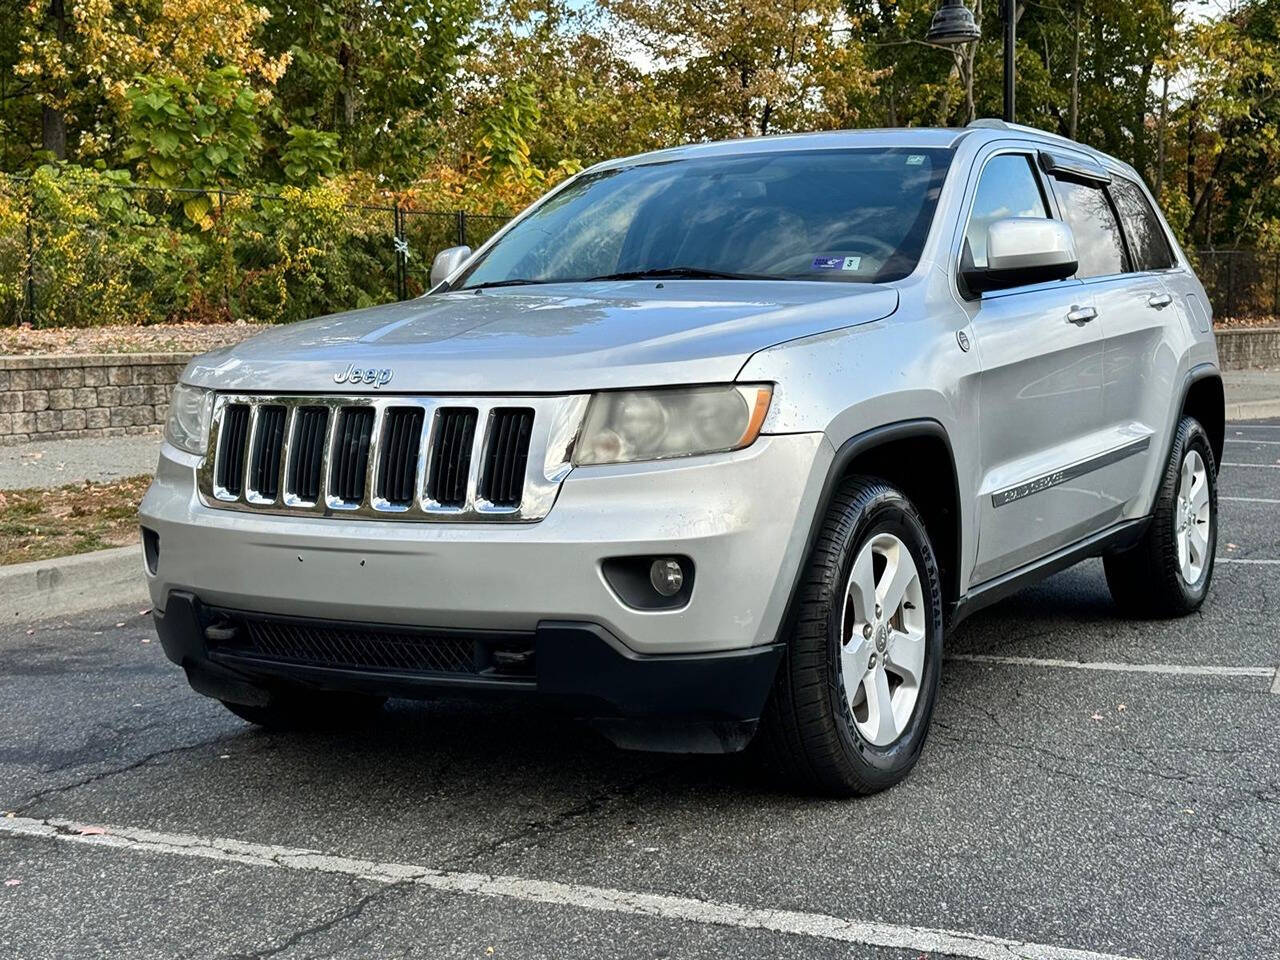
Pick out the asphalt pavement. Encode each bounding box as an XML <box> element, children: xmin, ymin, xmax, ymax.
<box><xmin>1</xmin><ymin>421</ymin><xmax>1278</xmax><ymax>960</ymax></box>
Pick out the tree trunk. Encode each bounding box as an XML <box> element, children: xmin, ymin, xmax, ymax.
<box><xmin>41</xmin><ymin>106</ymin><xmax>66</xmax><ymax>159</ymax></box>
<box><xmin>40</xmin><ymin>0</ymin><xmax>67</xmax><ymax>160</ymax></box>
<box><xmin>1155</xmin><ymin>72</ymin><xmax>1169</xmax><ymax>196</ymax></box>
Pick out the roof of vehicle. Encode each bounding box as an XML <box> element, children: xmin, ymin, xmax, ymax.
<box><xmin>591</xmin><ymin>119</ymin><xmax>1121</xmax><ymax>174</ymax></box>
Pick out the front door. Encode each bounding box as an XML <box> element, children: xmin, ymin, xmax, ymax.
<box><xmin>961</xmin><ymin>150</ymin><xmax>1110</xmax><ymax>585</ymax></box>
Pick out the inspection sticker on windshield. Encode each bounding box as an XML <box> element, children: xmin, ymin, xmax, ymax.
<box><xmin>812</xmin><ymin>256</ymin><xmax>861</xmax><ymax>271</ymax></box>
<box><xmin>906</xmin><ymin>154</ymin><xmax>926</xmax><ymax>165</ymax></box>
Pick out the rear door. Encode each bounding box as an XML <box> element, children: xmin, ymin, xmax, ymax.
<box><xmin>959</xmin><ymin>149</ymin><xmax>1107</xmax><ymax>586</ymax></box>
<box><xmin>1093</xmin><ymin>175</ymin><xmax>1187</xmax><ymax>515</ymax></box>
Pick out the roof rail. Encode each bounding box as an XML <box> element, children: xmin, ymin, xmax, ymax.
<box><xmin>965</xmin><ymin>117</ymin><xmax>1109</xmax><ymax>155</ymax></box>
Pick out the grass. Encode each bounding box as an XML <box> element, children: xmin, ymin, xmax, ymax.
<box><xmin>0</xmin><ymin>475</ymin><xmax>150</xmax><ymax>565</ymax></box>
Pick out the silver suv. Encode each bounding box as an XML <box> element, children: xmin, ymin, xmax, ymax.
<box><xmin>141</xmin><ymin>120</ymin><xmax>1223</xmax><ymax>795</ymax></box>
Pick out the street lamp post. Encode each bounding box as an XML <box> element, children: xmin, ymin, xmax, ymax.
<box><xmin>926</xmin><ymin>0</ymin><xmax>1016</xmax><ymax>123</ymax></box>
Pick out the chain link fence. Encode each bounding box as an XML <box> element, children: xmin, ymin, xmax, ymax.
<box><xmin>0</xmin><ymin>174</ymin><xmax>513</xmax><ymax>328</ymax></box>
<box><xmin>1193</xmin><ymin>249</ymin><xmax>1280</xmax><ymax>319</ymax></box>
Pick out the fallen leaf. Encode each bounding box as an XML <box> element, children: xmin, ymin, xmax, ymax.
<box><xmin>1091</xmin><ymin>713</ymin><xmax>1104</xmax><ymax>721</ymax></box>
<box><xmin>3</xmin><ymin>879</ymin><xmax>19</xmax><ymax>887</ymax></box>
<box><xmin>76</xmin><ymin>826</ymin><xmax>107</xmax><ymax>836</ymax></box>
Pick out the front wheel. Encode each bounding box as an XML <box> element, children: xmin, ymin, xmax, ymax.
<box><xmin>758</xmin><ymin>477</ymin><xmax>944</xmax><ymax>796</ymax></box>
<box><xmin>1104</xmin><ymin>415</ymin><xmax>1218</xmax><ymax>617</ymax></box>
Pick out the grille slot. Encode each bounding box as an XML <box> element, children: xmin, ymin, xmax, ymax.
<box><xmin>376</xmin><ymin>407</ymin><xmax>425</xmax><ymax>506</ymax></box>
<box><xmin>203</xmin><ymin>610</ymin><xmax>538</xmax><ymax>679</ymax></box>
<box><xmin>249</xmin><ymin>405</ymin><xmax>287</xmax><ymax>500</ymax></box>
<box><xmin>216</xmin><ymin>404</ymin><xmax>251</xmax><ymax>496</ymax></box>
<box><xmin>426</xmin><ymin>408</ymin><xmax>478</xmax><ymax>507</ymax></box>
<box><xmin>288</xmin><ymin>406</ymin><xmax>329</xmax><ymax>503</ymax></box>
<box><xmin>329</xmin><ymin>407</ymin><xmax>376</xmax><ymax>504</ymax></box>
<box><xmin>479</xmin><ymin>408</ymin><xmax>534</xmax><ymax>507</ymax></box>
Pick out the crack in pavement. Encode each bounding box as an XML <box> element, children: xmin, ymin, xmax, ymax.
<box><xmin>6</xmin><ymin>731</ymin><xmax>240</xmax><ymax>815</ymax></box>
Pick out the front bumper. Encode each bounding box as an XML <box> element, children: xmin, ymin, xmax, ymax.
<box><xmin>139</xmin><ymin>432</ymin><xmax>831</xmax><ymax>656</ymax></box>
<box><xmin>154</xmin><ymin>591</ymin><xmax>786</xmax><ymax>753</ymax></box>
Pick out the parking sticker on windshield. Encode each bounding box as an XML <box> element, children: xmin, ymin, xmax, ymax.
<box><xmin>812</xmin><ymin>256</ymin><xmax>862</xmax><ymax>272</ymax></box>
<box><xmin>906</xmin><ymin>154</ymin><xmax>925</xmax><ymax>165</ymax></box>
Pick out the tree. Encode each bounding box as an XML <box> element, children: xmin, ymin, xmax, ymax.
<box><xmin>605</xmin><ymin>0</ymin><xmax>879</xmax><ymax>140</ymax></box>
<box><xmin>258</xmin><ymin>0</ymin><xmax>478</xmax><ymax>180</ymax></box>
<box><xmin>11</xmin><ymin>0</ymin><xmax>288</xmax><ymax>166</ymax></box>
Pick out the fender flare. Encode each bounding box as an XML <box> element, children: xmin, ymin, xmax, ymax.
<box><xmin>1169</xmin><ymin>362</ymin><xmax>1225</xmax><ymax>474</ymax></box>
<box><xmin>771</xmin><ymin>418</ymin><xmax>961</xmax><ymax>645</ymax></box>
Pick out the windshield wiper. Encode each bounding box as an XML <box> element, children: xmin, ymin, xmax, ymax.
<box><xmin>583</xmin><ymin>267</ymin><xmax>777</xmax><ymax>282</ymax></box>
<box><xmin>463</xmin><ymin>278</ymin><xmax>559</xmax><ymax>291</ymax></box>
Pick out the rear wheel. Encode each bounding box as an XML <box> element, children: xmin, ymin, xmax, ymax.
<box><xmin>758</xmin><ymin>477</ymin><xmax>944</xmax><ymax>796</ymax></box>
<box><xmin>221</xmin><ymin>690</ymin><xmax>386</xmax><ymax>730</ymax></box>
<box><xmin>1104</xmin><ymin>415</ymin><xmax>1218</xmax><ymax>617</ymax></box>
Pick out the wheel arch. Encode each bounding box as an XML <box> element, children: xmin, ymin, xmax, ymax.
<box><xmin>774</xmin><ymin>419</ymin><xmax>963</xmax><ymax>643</ymax></box>
<box><xmin>1179</xmin><ymin>364</ymin><xmax>1225</xmax><ymax>471</ymax></box>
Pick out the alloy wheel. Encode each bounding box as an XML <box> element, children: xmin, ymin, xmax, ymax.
<box><xmin>839</xmin><ymin>533</ymin><xmax>927</xmax><ymax>747</ymax></box>
<box><xmin>1174</xmin><ymin>449</ymin><xmax>1211</xmax><ymax>584</ymax></box>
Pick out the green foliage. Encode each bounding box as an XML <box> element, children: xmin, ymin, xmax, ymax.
<box><xmin>261</xmin><ymin>0</ymin><xmax>478</xmax><ymax>180</ymax></box>
<box><xmin>279</xmin><ymin>127</ymin><xmax>343</xmax><ymax>185</ymax></box>
<box><xmin>123</xmin><ymin>68</ymin><xmax>264</xmax><ymax>224</ymax></box>
<box><xmin>0</xmin><ymin>168</ymin><xmax>401</xmax><ymax>327</ymax></box>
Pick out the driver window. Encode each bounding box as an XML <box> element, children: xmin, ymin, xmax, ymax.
<box><xmin>964</xmin><ymin>154</ymin><xmax>1051</xmax><ymax>268</ymax></box>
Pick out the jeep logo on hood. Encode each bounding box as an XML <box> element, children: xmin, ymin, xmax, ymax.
<box><xmin>334</xmin><ymin>364</ymin><xmax>393</xmax><ymax>388</ymax></box>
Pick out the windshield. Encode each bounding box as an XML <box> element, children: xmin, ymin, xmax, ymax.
<box><xmin>455</xmin><ymin>147</ymin><xmax>953</xmax><ymax>289</ymax></box>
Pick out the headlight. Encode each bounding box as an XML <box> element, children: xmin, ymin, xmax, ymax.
<box><xmin>164</xmin><ymin>383</ymin><xmax>213</xmax><ymax>455</ymax></box>
<box><xmin>573</xmin><ymin>384</ymin><xmax>772</xmax><ymax>466</ymax></box>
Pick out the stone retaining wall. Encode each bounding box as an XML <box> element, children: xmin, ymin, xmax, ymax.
<box><xmin>0</xmin><ymin>353</ymin><xmax>191</xmax><ymax>445</ymax></box>
<box><xmin>1216</xmin><ymin>327</ymin><xmax>1280</xmax><ymax>370</ymax></box>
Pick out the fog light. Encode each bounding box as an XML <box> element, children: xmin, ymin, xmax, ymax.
<box><xmin>649</xmin><ymin>558</ymin><xmax>684</xmax><ymax>597</ymax></box>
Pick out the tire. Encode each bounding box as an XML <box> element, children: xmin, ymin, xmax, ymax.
<box><xmin>1104</xmin><ymin>415</ymin><xmax>1218</xmax><ymax>617</ymax></box>
<box><xmin>221</xmin><ymin>690</ymin><xmax>386</xmax><ymax>731</ymax></box>
<box><xmin>758</xmin><ymin>476</ymin><xmax>945</xmax><ymax>796</ymax></box>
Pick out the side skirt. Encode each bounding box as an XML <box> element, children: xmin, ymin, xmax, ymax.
<box><xmin>948</xmin><ymin>516</ymin><xmax>1150</xmax><ymax>628</ymax></box>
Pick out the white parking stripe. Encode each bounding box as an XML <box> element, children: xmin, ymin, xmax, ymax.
<box><xmin>0</xmin><ymin>816</ymin><xmax>1136</xmax><ymax>960</ymax></box>
<box><xmin>1216</xmin><ymin>558</ymin><xmax>1280</xmax><ymax>565</ymax></box>
<box><xmin>1221</xmin><ymin>496</ymin><xmax>1280</xmax><ymax>504</ymax></box>
<box><xmin>1273</xmin><ymin>670</ymin><xmax>1280</xmax><ymax>696</ymax></box>
<box><xmin>1221</xmin><ymin>462</ymin><xmax>1280</xmax><ymax>468</ymax></box>
<box><xmin>948</xmin><ymin>654</ymin><xmax>1276</xmax><ymax>679</ymax></box>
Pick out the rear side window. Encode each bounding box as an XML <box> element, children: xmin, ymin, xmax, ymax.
<box><xmin>1049</xmin><ymin>178</ymin><xmax>1128</xmax><ymax>278</ymax></box>
<box><xmin>964</xmin><ymin>154</ymin><xmax>1050</xmax><ymax>268</ymax></box>
<box><xmin>1110</xmin><ymin>178</ymin><xmax>1175</xmax><ymax>271</ymax></box>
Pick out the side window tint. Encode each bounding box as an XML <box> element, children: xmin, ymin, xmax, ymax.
<box><xmin>1050</xmin><ymin>177</ymin><xmax>1128</xmax><ymax>278</ymax></box>
<box><xmin>1110</xmin><ymin>178</ymin><xmax>1175</xmax><ymax>271</ymax></box>
<box><xmin>964</xmin><ymin>154</ymin><xmax>1050</xmax><ymax>268</ymax></box>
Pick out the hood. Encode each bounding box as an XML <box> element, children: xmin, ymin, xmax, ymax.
<box><xmin>182</xmin><ymin>280</ymin><xmax>898</xmax><ymax>394</ymax></box>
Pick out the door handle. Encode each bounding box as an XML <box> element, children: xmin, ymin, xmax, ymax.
<box><xmin>1066</xmin><ymin>305</ymin><xmax>1098</xmax><ymax>325</ymax></box>
<box><xmin>1147</xmin><ymin>292</ymin><xmax>1173</xmax><ymax>309</ymax></box>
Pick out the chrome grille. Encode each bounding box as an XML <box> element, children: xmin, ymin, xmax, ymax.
<box><xmin>199</xmin><ymin>393</ymin><xmax>588</xmax><ymax>522</ymax></box>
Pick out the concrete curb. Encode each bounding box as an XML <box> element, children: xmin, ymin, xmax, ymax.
<box><xmin>1227</xmin><ymin>398</ymin><xmax>1280</xmax><ymax>422</ymax></box>
<box><xmin>0</xmin><ymin>545</ymin><xmax>148</xmax><ymax>623</ymax></box>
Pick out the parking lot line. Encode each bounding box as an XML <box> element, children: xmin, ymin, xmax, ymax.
<box><xmin>1227</xmin><ymin>438</ymin><xmax>1280</xmax><ymax>445</ymax></box>
<box><xmin>1221</xmin><ymin>496</ymin><xmax>1280</xmax><ymax>504</ymax></box>
<box><xmin>1221</xmin><ymin>462</ymin><xmax>1280</xmax><ymax>468</ymax></box>
<box><xmin>0</xmin><ymin>815</ymin><xmax>1137</xmax><ymax>960</ymax></box>
<box><xmin>1216</xmin><ymin>558</ymin><xmax>1280</xmax><ymax>564</ymax></box>
<box><xmin>947</xmin><ymin>653</ymin><xmax>1277</xmax><ymax>680</ymax></box>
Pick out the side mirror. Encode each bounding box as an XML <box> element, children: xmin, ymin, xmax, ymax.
<box><xmin>430</xmin><ymin>245</ymin><xmax>472</xmax><ymax>288</ymax></box>
<box><xmin>963</xmin><ymin>218</ymin><xmax>1077</xmax><ymax>294</ymax></box>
